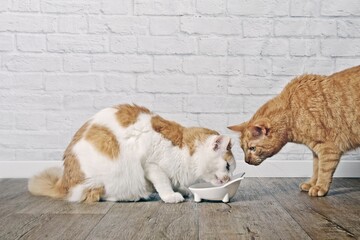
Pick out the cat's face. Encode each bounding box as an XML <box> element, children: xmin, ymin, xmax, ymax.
<box><xmin>197</xmin><ymin>135</ymin><xmax>236</xmax><ymax>186</ymax></box>
<box><xmin>228</xmin><ymin>119</ymin><xmax>284</xmax><ymax>166</ymax></box>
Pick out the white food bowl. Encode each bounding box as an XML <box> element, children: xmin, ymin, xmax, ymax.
<box><xmin>189</xmin><ymin>172</ymin><xmax>245</xmax><ymax>203</ymax></box>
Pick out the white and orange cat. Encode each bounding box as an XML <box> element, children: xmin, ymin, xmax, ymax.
<box><xmin>29</xmin><ymin>104</ymin><xmax>236</xmax><ymax>203</ymax></box>
<box><xmin>229</xmin><ymin>66</ymin><xmax>360</xmax><ymax>197</ymax></box>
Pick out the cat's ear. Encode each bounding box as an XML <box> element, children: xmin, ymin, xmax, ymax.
<box><xmin>250</xmin><ymin>118</ymin><xmax>271</xmax><ymax>138</ymax></box>
<box><xmin>227</xmin><ymin>122</ymin><xmax>248</xmax><ymax>133</ymax></box>
<box><xmin>213</xmin><ymin>135</ymin><xmax>231</xmax><ymax>152</ymax></box>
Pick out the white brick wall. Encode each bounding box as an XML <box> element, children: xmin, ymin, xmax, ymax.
<box><xmin>1</xmin><ymin>0</ymin><xmax>360</xmax><ymax>177</ymax></box>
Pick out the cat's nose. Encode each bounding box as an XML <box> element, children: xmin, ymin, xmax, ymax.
<box><xmin>222</xmin><ymin>175</ymin><xmax>230</xmax><ymax>183</ymax></box>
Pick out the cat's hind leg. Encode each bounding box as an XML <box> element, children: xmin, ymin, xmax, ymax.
<box><xmin>300</xmin><ymin>152</ymin><xmax>319</xmax><ymax>192</ymax></box>
<box><xmin>308</xmin><ymin>144</ymin><xmax>341</xmax><ymax>197</ymax></box>
<box><xmin>67</xmin><ymin>183</ymin><xmax>105</xmax><ymax>203</ymax></box>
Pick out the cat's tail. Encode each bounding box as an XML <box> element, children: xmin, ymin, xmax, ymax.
<box><xmin>28</xmin><ymin>167</ymin><xmax>66</xmax><ymax>199</ymax></box>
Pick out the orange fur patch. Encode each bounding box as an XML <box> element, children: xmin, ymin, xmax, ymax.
<box><xmin>183</xmin><ymin>127</ymin><xmax>219</xmax><ymax>155</ymax></box>
<box><xmin>115</xmin><ymin>104</ymin><xmax>151</xmax><ymax>127</ymax></box>
<box><xmin>82</xmin><ymin>186</ymin><xmax>105</xmax><ymax>203</ymax></box>
<box><xmin>60</xmin><ymin>122</ymin><xmax>90</xmax><ymax>194</ymax></box>
<box><xmin>151</xmin><ymin>115</ymin><xmax>184</xmax><ymax>147</ymax></box>
<box><xmin>85</xmin><ymin>124</ymin><xmax>120</xmax><ymax>160</ymax></box>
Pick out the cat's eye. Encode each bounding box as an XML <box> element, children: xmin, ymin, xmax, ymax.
<box><xmin>226</xmin><ymin>162</ymin><xmax>230</xmax><ymax>171</ymax></box>
<box><xmin>249</xmin><ymin>146</ymin><xmax>256</xmax><ymax>152</ymax></box>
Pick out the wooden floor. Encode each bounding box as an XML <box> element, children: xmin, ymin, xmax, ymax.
<box><xmin>0</xmin><ymin>178</ymin><xmax>359</xmax><ymax>240</ymax></box>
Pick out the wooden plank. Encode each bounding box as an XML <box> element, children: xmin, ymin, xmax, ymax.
<box><xmin>258</xmin><ymin>178</ymin><xmax>358</xmax><ymax>239</ymax></box>
<box><xmin>198</xmin><ymin>178</ymin><xmax>311</xmax><ymax>240</ymax></box>
<box><xmin>0</xmin><ymin>213</ymin><xmax>103</xmax><ymax>240</ymax></box>
<box><xmin>86</xmin><ymin>200</ymin><xmax>198</xmax><ymax>240</ymax></box>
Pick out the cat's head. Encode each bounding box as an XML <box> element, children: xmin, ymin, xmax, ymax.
<box><xmin>196</xmin><ymin>135</ymin><xmax>236</xmax><ymax>186</ymax></box>
<box><xmin>228</xmin><ymin>118</ymin><xmax>286</xmax><ymax>166</ymax></box>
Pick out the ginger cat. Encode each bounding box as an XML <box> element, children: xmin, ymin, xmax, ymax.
<box><xmin>29</xmin><ymin>104</ymin><xmax>236</xmax><ymax>203</ymax></box>
<box><xmin>228</xmin><ymin>66</ymin><xmax>360</xmax><ymax>197</ymax></box>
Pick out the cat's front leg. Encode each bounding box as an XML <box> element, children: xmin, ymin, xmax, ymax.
<box><xmin>145</xmin><ymin>163</ymin><xmax>184</xmax><ymax>203</ymax></box>
<box><xmin>176</xmin><ymin>186</ymin><xmax>191</xmax><ymax>197</ymax></box>
<box><xmin>308</xmin><ymin>145</ymin><xmax>341</xmax><ymax>197</ymax></box>
<box><xmin>300</xmin><ymin>152</ymin><xmax>319</xmax><ymax>192</ymax></box>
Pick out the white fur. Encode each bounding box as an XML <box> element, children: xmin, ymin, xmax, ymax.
<box><xmin>68</xmin><ymin>108</ymin><xmax>235</xmax><ymax>203</ymax></box>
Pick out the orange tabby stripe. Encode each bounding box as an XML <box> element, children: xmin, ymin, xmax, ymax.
<box><xmin>115</xmin><ymin>104</ymin><xmax>151</xmax><ymax>127</ymax></box>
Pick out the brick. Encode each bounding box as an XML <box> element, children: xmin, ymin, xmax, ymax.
<box><xmin>275</xmin><ymin>19</ymin><xmax>336</xmax><ymax>37</ymax></box>
<box><xmin>196</xmin><ymin>0</ymin><xmax>225</xmax><ymax>15</ymax></box>
<box><xmin>100</xmin><ymin>0</ymin><xmax>128</xmax><ymax>14</ymax></box>
<box><xmin>199</xmin><ymin>37</ymin><xmax>227</xmax><ymax>56</ymax></box>
<box><xmin>0</xmin><ymin>73</ymin><xmax>12</xmax><ymax>89</ymax></box>
<box><xmin>290</xmin><ymin>0</ymin><xmax>318</xmax><ymax>16</ymax></box>
<box><xmin>16</xmin><ymin>112</ymin><xmax>46</xmax><ymax>130</ymax></box>
<box><xmin>220</xmin><ymin>57</ymin><xmax>244</xmax><ymax>75</ymax></box>
<box><xmin>12</xmin><ymin>73</ymin><xmax>43</xmax><ymax>90</ymax></box>
<box><xmin>197</xmin><ymin>76</ymin><xmax>227</xmax><ymax>94</ymax></box>
<box><xmin>229</xmin><ymin>76</ymin><xmax>274</xmax><ymax>95</ymax></box>
<box><xmin>47</xmin><ymin>34</ymin><xmax>107</xmax><ymax>53</ymax></box>
<box><xmin>45</xmin><ymin>74</ymin><xmax>102</xmax><ymax>92</ymax></box>
<box><xmin>93</xmin><ymin>94</ymin><xmax>154</xmax><ymax>110</ymax></box>
<box><xmin>181</xmin><ymin>17</ymin><xmax>242</xmax><ymax>35</ymax></box>
<box><xmin>0</xmin><ymin>94</ymin><xmax>63</xmax><ymax>110</ymax></box>
<box><xmin>92</xmin><ymin>55</ymin><xmax>152</xmax><ymax>73</ymax></box>
<box><xmin>273</xmin><ymin>58</ymin><xmax>307</xmax><ymax>76</ymax></box>
<box><xmin>41</xmin><ymin>0</ymin><xmax>101</xmax><ymax>13</ymax></box>
<box><xmin>228</xmin><ymin>0</ymin><xmax>288</xmax><ymax>16</ymax></box>
<box><xmin>198</xmin><ymin>114</ymin><xmax>228</xmax><ymax>133</ymax></box>
<box><xmin>11</xmin><ymin>0</ymin><xmax>40</xmax><ymax>12</ymax></box>
<box><xmin>338</xmin><ymin>20</ymin><xmax>360</xmax><ymax>38</ymax></box>
<box><xmin>138</xmin><ymin>36</ymin><xmax>196</xmax><ymax>54</ymax></box>
<box><xmin>243</xmin><ymin>95</ymin><xmax>274</xmax><ymax>113</ymax></box>
<box><xmin>58</xmin><ymin>15</ymin><xmax>87</xmax><ymax>33</ymax></box>
<box><xmin>321</xmin><ymin>39</ymin><xmax>360</xmax><ymax>57</ymax></box>
<box><xmin>15</xmin><ymin>150</ymin><xmax>63</xmax><ymax>161</ymax></box>
<box><xmin>63</xmin><ymin>55</ymin><xmax>91</xmax><ymax>72</ymax></box>
<box><xmin>303</xmin><ymin>59</ymin><xmax>334</xmax><ymax>74</ymax></box>
<box><xmin>137</xmin><ymin>74</ymin><xmax>196</xmax><ymax>93</ymax></box>
<box><xmin>229</xmin><ymin>38</ymin><xmax>264</xmax><ymax>56</ymax></box>
<box><xmin>183</xmin><ymin>56</ymin><xmax>221</xmax><ymax>74</ymax></box>
<box><xmin>185</xmin><ymin>96</ymin><xmax>244</xmax><ymax>113</ymax></box>
<box><xmin>64</xmin><ymin>95</ymin><xmax>94</xmax><ymax>109</ymax></box>
<box><xmin>134</xmin><ymin>0</ymin><xmax>194</xmax><ymax>15</ymax></box>
<box><xmin>244</xmin><ymin>58</ymin><xmax>271</xmax><ymax>76</ymax></box>
<box><xmin>0</xmin><ymin>150</ymin><xmax>15</xmax><ymax>161</ymax></box>
<box><xmin>89</xmin><ymin>16</ymin><xmax>148</xmax><ymax>34</ymax></box>
<box><xmin>335</xmin><ymin>59</ymin><xmax>360</xmax><ymax>72</ymax></box>
<box><xmin>104</xmin><ymin>74</ymin><xmax>136</xmax><ymax>92</ymax></box>
<box><xmin>154</xmin><ymin>56</ymin><xmax>182</xmax><ymax>73</ymax></box>
<box><xmin>3</xmin><ymin>55</ymin><xmax>62</xmax><ymax>72</ymax></box>
<box><xmin>261</xmin><ymin>38</ymin><xmax>288</xmax><ymax>56</ymax></box>
<box><xmin>46</xmin><ymin>112</ymin><xmax>91</xmax><ymax>131</ymax></box>
<box><xmin>0</xmin><ymin>13</ymin><xmax>56</xmax><ymax>33</ymax></box>
<box><xmin>321</xmin><ymin>0</ymin><xmax>360</xmax><ymax>16</ymax></box>
<box><xmin>290</xmin><ymin>39</ymin><xmax>317</xmax><ymax>56</ymax></box>
<box><xmin>0</xmin><ymin>34</ymin><xmax>13</xmax><ymax>52</ymax></box>
<box><xmin>243</xmin><ymin>19</ymin><xmax>272</xmax><ymax>37</ymax></box>
<box><xmin>110</xmin><ymin>36</ymin><xmax>137</xmax><ymax>53</ymax></box>
<box><xmin>0</xmin><ymin>112</ymin><xmax>14</xmax><ymax>129</ymax></box>
<box><xmin>17</xmin><ymin>34</ymin><xmax>45</xmax><ymax>52</ymax></box>
<box><xmin>0</xmin><ymin>0</ymin><xmax>10</xmax><ymax>11</ymax></box>
<box><xmin>150</xmin><ymin>17</ymin><xmax>179</xmax><ymax>36</ymax></box>
<box><xmin>152</xmin><ymin>95</ymin><xmax>183</xmax><ymax>113</ymax></box>
<box><xmin>0</xmin><ymin>132</ymin><xmax>68</xmax><ymax>149</ymax></box>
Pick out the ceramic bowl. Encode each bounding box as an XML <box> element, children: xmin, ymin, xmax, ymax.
<box><xmin>189</xmin><ymin>172</ymin><xmax>245</xmax><ymax>203</ymax></box>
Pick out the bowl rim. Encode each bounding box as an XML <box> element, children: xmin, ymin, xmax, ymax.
<box><xmin>189</xmin><ymin>172</ymin><xmax>245</xmax><ymax>190</ymax></box>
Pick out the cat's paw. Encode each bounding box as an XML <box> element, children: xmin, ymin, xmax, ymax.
<box><xmin>300</xmin><ymin>182</ymin><xmax>314</xmax><ymax>192</ymax></box>
<box><xmin>308</xmin><ymin>185</ymin><xmax>328</xmax><ymax>197</ymax></box>
<box><xmin>161</xmin><ymin>192</ymin><xmax>184</xmax><ymax>203</ymax></box>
